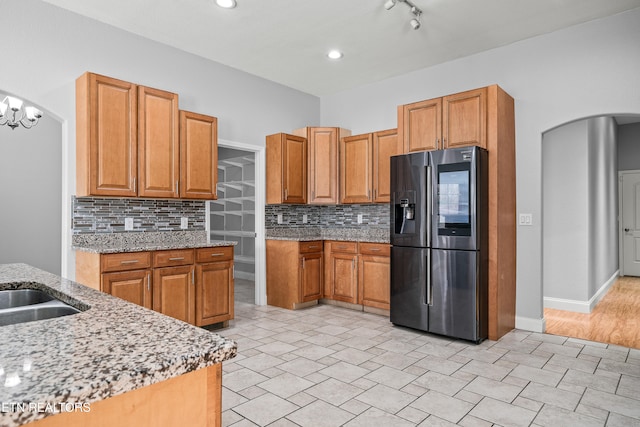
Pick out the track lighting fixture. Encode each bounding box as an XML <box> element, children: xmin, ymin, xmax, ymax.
<box><xmin>384</xmin><ymin>0</ymin><xmax>423</xmax><ymax>30</ymax></box>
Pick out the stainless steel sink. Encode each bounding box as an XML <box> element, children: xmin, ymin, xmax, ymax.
<box><xmin>0</xmin><ymin>289</ymin><xmax>82</xmax><ymax>326</ymax></box>
<box><xmin>0</xmin><ymin>289</ymin><xmax>55</xmax><ymax>309</ymax></box>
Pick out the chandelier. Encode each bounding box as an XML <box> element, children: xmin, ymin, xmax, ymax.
<box><xmin>0</xmin><ymin>96</ymin><xmax>43</xmax><ymax>130</ymax></box>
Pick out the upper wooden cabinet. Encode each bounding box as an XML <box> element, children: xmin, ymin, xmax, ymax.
<box><xmin>266</xmin><ymin>133</ymin><xmax>307</xmax><ymax>204</ymax></box>
<box><xmin>180</xmin><ymin>111</ymin><xmax>218</xmax><ymax>199</ymax></box>
<box><xmin>292</xmin><ymin>127</ymin><xmax>351</xmax><ymax>204</ymax></box>
<box><xmin>138</xmin><ymin>86</ymin><xmax>180</xmax><ymax>198</ymax></box>
<box><xmin>398</xmin><ymin>87</ymin><xmax>487</xmax><ymax>152</ymax></box>
<box><xmin>76</xmin><ymin>72</ymin><xmax>218</xmax><ymax>200</ymax></box>
<box><xmin>76</xmin><ymin>72</ymin><xmax>138</xmax><ymax>197</ymax></box>
<box><xmin>340</xmin><ymin>129</ymin><xmax>399</xmax><ymax>204</ymax></box>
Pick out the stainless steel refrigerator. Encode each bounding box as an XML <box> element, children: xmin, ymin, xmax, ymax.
<box><xmin>390</xmin><ymin>146</ymin><xmax>488</xmax><ymax>343</ymax></box>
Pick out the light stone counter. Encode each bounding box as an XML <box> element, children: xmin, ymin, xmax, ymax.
<box><xmin>265</xmin><ymin>227</ymin><xmax>389</xmax><ymax>243</ymax></box>
<box><xmin>0</xmin><ymin>263</ymin><xmax>237</xmax><ymax>426</ymax></box>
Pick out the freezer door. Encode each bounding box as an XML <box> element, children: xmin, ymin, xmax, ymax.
<box><xmin>390</xmin><ymin>246</ymin><xmax>429</xmax><ymax>332</ymax></box>
<box><xmin>429</xmin><ymin>249</ymin><xmax>484</xmax><ymax>342</ymax></box>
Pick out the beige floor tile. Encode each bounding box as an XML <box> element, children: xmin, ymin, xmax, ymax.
<box><xmin>286</xmin><ymin>400</ymin><xmax>354</xmax><ymax>427</ymax></box>
<box><xmin>344</xmin><ymin>407</ymin><xmax>417</xmax><ymax>427</ymax></box>
<box><xmin>355</xmin><ymin>383</ymin><xmax>417</xmax><ymax>414</ymax></box>
<box><xmin>258</xmin><ymin>372</ymin><xmax>315</xmax><ymax>399</ymax></box>
<box><xmin>318</xmin><ymin>361</ymin><xmax>369</xmax><ymax>383</ymax></box>
<box><xmin>519</xmin><ymin>382</ymin><xmax>582</xmax><ymax>411</ymax></box>
<box><xmin>304</xmin><ymin>378</ymin><xmax>364</xmax><ymax>406</ymax></box>
<box><xmin>411</xmin><ymin>390</ymin><xmax>474</xmax><ymax>424</ymax></box>
<box><xmin>233</xmin><ymin>393</ymin><xmax>298</xmax><ymax>426</ymax></box>
<box><xmin>533</xmin><ymin>405</ymin><xmax>604</xmax><ymax>427</ymax></box>
<box><xmin>469</xmin><ymin>397</ymin><xmax>537</xmax><ymax>427</ymax></box>
<box><xmin>463</xmin><ymin>376</ymin><xmax>523</xmax><ymax>403</ymax></box>
<box><xmin>364</xmin><ymin>365</ymin><xmax>417</xmax><ymax>389</ymax></box>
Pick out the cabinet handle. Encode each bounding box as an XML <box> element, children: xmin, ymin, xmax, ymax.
<box><xmin>175</xmin><ymin>180</ymin><xmax>179</xmax><ymax>194</ymax></box>
<box><xmin>436</xmin><ymin>138</ymin><xmax>439</xmax><ymax>148</ymax></box>
<box><xmin>192</xmin><ymin>269</ymin><xmax>195</xmax><ymax>285</ymax></box>
<box><xmin>308</xmin><ymin>245</ymin><xmax>319</xmax><ymax>249</ymax></box>
<box><xmin>312</xmin><ymin>190</ymin><xmax>315</xmax><ymax>199</ymax></box>
<box><xmin>133</xmin><ymin>177</ymin><xmax>137</xmax><ymax>193</ymax></box>
<box><xmin>374</xmin><ymin>189</ymin><xmax>377</xmax><ymax>199</ymax></box>
<box><xmin>284</xmin><ymin>189</ymin><xmax>288</xmax><ymax>199</ymax></box>
<box><xmin>352</xmin><ymin>259</ymin><xmax>355</xmax><ymax>270</ymax></box>
<box><xmin>120</xmin><ymin>260</ymin><xmax>139</xmax><ymax>265</ymax></box>
<box><xmin>147</xmin><ymin>273</ymin><xmax>150</xmax><ymax>291</ymax></box>
<box><xmin>169</xmin><ymin>257</ymin><xmax>185</xmax><ymax>261</ymax></box>
<box><xmin>370</xmin><ymin>248</ymin><xmax>381</xmax><ymax>251</ymax></box>
<box><xmin>302</xmin><ymin>258</ymin><xmax>305</xmax><ymax>269</ymax></box>
<box><xmin>443</xmin><ymin>137</ymin><xmax>446</xmax><ymax>147</ymax></box>
<box><xmin>210</xmin><ymin>253</ymin><xmax>224</xmax><ymax>257</ymax></box>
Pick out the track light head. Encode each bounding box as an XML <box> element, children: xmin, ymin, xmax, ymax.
<box><xmin>384</xmin><ymin>0</ymin><xmax>396</xmax><ymax>10</ymax></box>
<box><xmin>410</xmin><ymin>17</ymin><xmax>421</xmax><ymax>30</ymax></box>
<box><xmin>384</xmin><ymin>0</ymin><xmax>423</xmax><ymax>30</ymax></box>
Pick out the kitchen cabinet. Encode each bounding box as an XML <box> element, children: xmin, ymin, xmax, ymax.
<box><xmin>76</xmin><ymin>71</ymin><xmax>218</xmax><ymax>200</ymax></box>
<box><xmin>180</xmin><ymin>111</ymin><xmax>218</xmax><ymax>199</ymax></box>
<box><xmin>357</xmin><ymin>243</ymin><xmax>390</xmax><ymax>310</ymax></box>
<box><xmin>266</xmin><ymin>240</ymin><xmax>323</xmax><ymax>309</ymax></box>
<box><xmin>398</xmin><ymin>87</ymin><xmax>486</xmax><ymax>152</ymax></box>
<box><xmin>266</xmin><ymin>133</ymin><xmax>307</xmax><ymax>204</ymax></box>
<box><xmin>76</xmin><ymin>72</ymin><xmax>138</xmax><ymax>197</ymax></box>
<box><xmin>75</xmin><ymin>245</ymin><xmax>234</xmax><ymax>326</ymax></box>
<box><xmin>137</xmin><ymin>85</ymin><xmax>180</xmax><ymax>198</ymax></box>
<box><xmin>397</xmin><ymin>84</ymin><xmax>515</xmax><ymax>340</ymax></box>
<box><xmin>324</xmin><ymin>241</ymin><xmax>358</xmax><ymax>304</ymax></box>
<box><xmin>292</xmin><ymin>127</ymin><xmax>351</xmax><ymax>204</ymax></box>
<box><xmin>196</xmin><ymin>246</ymin><xmax>235</xmax><ymax>327</ymax></box>
<box><xmin>340</xmin><ymin>129</ymin><xmax>399</xmax><ymax>204</ymax></box>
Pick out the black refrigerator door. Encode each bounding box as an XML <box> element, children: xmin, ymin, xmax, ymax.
<box><xmin>390</xmin><ymin>246</ymin><xmax>429</xmax><ymax>332</ymax></box>
<box><xmin>429</xmin><ymin>249</ymin><xmax>485</xmax><ymax>342</ymax></box>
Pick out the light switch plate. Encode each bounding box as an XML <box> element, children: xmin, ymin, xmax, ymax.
<box><xmin>303</xmin><ymin>214</ymin><xmax>308</xmax><ymax>224</ymax></box>
<box><xmin>277</xmin><ymin>214</ymin><xmax>283</xmax><ymax>224</ymax></box>
<box><xmin>357</xmin><ymin>214</ymin><xmax>363</xmax><ymax>224</ymax></box>
<box><xmin>519</xmin><ymin>213</ymin><xmax>533</xmax><ymax>226</ymax></box>
<box><xmin>181</xmin><ymin>217</ymin><xmax>188</xmax><ymax>229</ymax></box>
<box><xmin>124</xmin><ymin>217</ymin><xmax>134</xmax><ymax>231</ymax></box>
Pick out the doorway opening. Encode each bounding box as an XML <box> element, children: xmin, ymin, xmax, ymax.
<box><xmin>541</xmin><ymin>114</ymin><xmax>640</xmax><ymax>348</ymax></box>
<box><xmin>208</xmin><ymin>140</ymin><xmax>266</xmax><ymax>307</ymax></box>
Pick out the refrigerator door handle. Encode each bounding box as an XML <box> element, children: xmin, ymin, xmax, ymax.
<box><xmin>426</xmin><ymin>250</ymin><xmax>433</xmax><ymax>306</ymax></box>
<box><xmin>426</xmin><ymin>165</ymin><xmax>432</xmax><ymax>244</ymax></box>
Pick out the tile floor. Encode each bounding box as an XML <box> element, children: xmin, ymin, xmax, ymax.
<box><xmin>221</xmin><ymin>281</ymin><xmax>640</xmax><ymax>426</ymax></box>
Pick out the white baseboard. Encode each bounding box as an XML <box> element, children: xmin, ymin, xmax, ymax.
<box><xmin>543</xmin><ymin>270</ymin><xmax>619</xmax><ymax>314</ymax></box>
<box><xmin>515</xmin><ymin>316</ymin><xmax>545</xmax><ymax>333</ymax></box>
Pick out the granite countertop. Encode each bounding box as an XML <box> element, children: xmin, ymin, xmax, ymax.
<box><xmin>0</xmin><ymin>263</ymin><xmax>237</xmax><ymax>426</ymax></box>
<box><xmin>265</xmin><ymin>227</ymin><xmax>390</xmax><ymax>243</ymax></box>
<box><xmin>72</xmin><ymin>230</ymin><xmax>237</xmax><ymax>254</ymax></box>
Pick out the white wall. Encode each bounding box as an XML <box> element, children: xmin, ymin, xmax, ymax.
<box><xmin>0</xmin><ymin>100</ymin><xmax>62</xmax><ymax>275</ymax></box>
<box><xmin>618</xmin><ymin>122</ymin><xmax>640</xmax><ymax>171</ymax></box>
<box><xmin>0</xmin><ymin>0</ymin><xmax>320</xmax><ymax>278</ymax></box>
<box><xmin>320</xmin><ymin>8</ymin><xmax>640</xmax><ymax>330</ymax></box>
<box><xmin>542</xmin><ymin>120</ymin><xmax>589</xmax><ymax>302</ymax></box>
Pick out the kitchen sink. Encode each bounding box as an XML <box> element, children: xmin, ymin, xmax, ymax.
<box><xmin>0</xmin><ymin>289</ymin><xmax>55</xmax><ymax>309</ymax></box>
<box><xmin>0</xmin><ymin>289</ymin><xmax>82</xmax><ymax>326</ymax></box>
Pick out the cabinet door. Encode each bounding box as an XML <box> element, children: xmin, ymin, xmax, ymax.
<box><xmin>138</xmin><ymin>86</ymin><xmax>180</xmax><ymax>198</ymax></box>
<box><xmin>358</xmin><ymin>255</ymin><xmax>390</xmax><ymax>310</ymax></box>
<box><xmin>153</xmin><ymin>265</ymin><xmax>195</xmax><ymax>324</ymax></box>
<box><xmin>329</xmin><ymin>253</ymin><xmax>358</xmax><ymax>303</ymax></box>
<box><xmin>400</xmin><ymin>98</ymin><xmax>441</xmax><ymax>153</ymax></box>
<box><xmin>196</xmin><ymin>261</ymin><xmax>234</xmax><ymax>326</ymax></box>
<box><xmin>300</xmin><ymin>253</ymin><xmax>322</xmax><ymax>302</ymax></box>
<box><xmin>340</xmin><ymin>134</ymin><xmax>372</xmax><ymax>204</ymax></box>
<box><xmin>307</xmin><ymin>127</ymin><xmax>339</xmax><ymax>204</ymax></box>
<box><xmin>76</xmin><ymin>72</ymin><xmax>137</xmax><ymax>197</ymax></box>
<box><xmin>443</xmin><ymin>88</ymin><xmax>486</xmax><ymax>149</ymax></box>
<box><xmin>102</xmin><ymin>269</ymin><xmax>151</xmax><ymax>309</ymax></box>
<box><xmin>180</xmin><ymin>111</ymin><xmax>218</xmax><ymax>200</ymax></box>
<box><xmin>372</xmin><ymin>129</ymin><xmax>400</xmax><ymax>203</ymax></box>
<box><xmin>283</xmin><ymin>134</ymin><xmax>307</xmax><ymax>204</ymax></box>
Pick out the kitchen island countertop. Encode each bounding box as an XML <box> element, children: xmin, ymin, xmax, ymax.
<box><xmin>0</xmin><ymin>263</ymin><xmax>237</xmax><ymax>426</ymax></box>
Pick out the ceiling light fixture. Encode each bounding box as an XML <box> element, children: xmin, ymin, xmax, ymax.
<box><xmin>384</xmin><ymin>0</ymin><xmax>423</xmax><ymax>30</ymax></box>
<box><xmin>0</xmin><ymin>96</ymin><xmax>43</xmax><ymax>130</ymax></box>
<box><xmin>327</xmin><ymin>50</ymin><xmax>343</xmax><ymax>60</ymax></box>
<box><xmin>215</xmin><ymin>0</ymin><xmax>237</xmax><ymax>9</ymax></box>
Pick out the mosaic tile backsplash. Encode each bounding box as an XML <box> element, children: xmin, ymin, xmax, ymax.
<box><xmin>72</xmin><ymin>197</ymin><xmax>206</xmax><ymax>234</ymax></box>
<box><xmin>265</xmin><ymin>204</ymin><xmax>390</xmax><ymax>229</ymax></box>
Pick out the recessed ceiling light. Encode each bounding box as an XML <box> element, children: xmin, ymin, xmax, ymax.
<box><xmin>216</xmin><ymin>0</ymin><xmax>237</xmax><ymax>9</ymax></box>
<box><xmin>327</xmin><ymin>50</ymin><xmax>343</xmax><ymax>60</ymax></box>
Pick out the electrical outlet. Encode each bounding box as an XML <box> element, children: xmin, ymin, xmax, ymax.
<box><xmin>519</xmin><ymin>213</ymin><xmax>533</xmax><ymax>226</ymax></box>
<box><xmin>357</xmin><ymin>214</ymin><xmax>363</xmax><ymax>224</ymax></box>
<box><xmin>303</xmin><ymin>214</ymin><xmax>308</xmax><ymax>224</ymax></box>
<box><xmin>277</xmin><ymin>214</ymin><xmax>283</xmax><ymax>224</ymax></box>
<box><xmin>181</xmin><ymin>217</ymin><xmax>188</xmax><ymax>229</ymax></box>
<box><xmin>124</xmin><ymin>217</ymin><xmax>134</xmax><ymax>231</ymax></box>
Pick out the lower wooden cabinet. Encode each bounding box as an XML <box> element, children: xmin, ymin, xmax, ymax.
<box><xmin>266</xmin><ymin>240</ymin><xmax>323</xmax><ymax>309</ymax></box>
<box><xmin>102</xmin><ymin>269</ymin><xmax>152</xmax><ymax>309</ymax></box>
<box><xmin>75</xmin><ymin>246</ymin><xmax>234</xmax><ymax>326</ymax></box>
<box><xmin>325</xmin><ymin>241</ymin><xmax>359</xmax><ymax>304</ymax></box>
<box><xmin>357</xmin><ymin>243</ymin><xmax>390</xmax><ymax>310</ymax></box>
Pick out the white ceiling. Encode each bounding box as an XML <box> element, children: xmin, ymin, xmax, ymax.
<box><xmin>43</xmin><ymin>0</ymin><xmax>640</xmax><ymax>96</ymax></box>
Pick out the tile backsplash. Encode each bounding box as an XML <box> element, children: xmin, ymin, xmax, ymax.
<box><xmin>265</xmin><ymin>204</ymin><xmax>390</xmax><ymax>229</ymax></box>
<box><xmin>72</xmin><ymin>197</ymin><xmax>206</xmax><ymax>234</ymax></box>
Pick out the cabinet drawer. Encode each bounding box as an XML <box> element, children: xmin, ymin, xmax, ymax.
<box><xmin>154</xmin><ymin>249</ymin><xmax>195</xmax><ymax>267</ymax></box>
<box><xmin>196</xmin><ymin>246</ymin><xmax>234</xmax><ymax>263</ymax></box>
<box><xmin>330</xmin><ymin>241</ymin><xmax>357</xmax><ymax>254</ymax></box>
<box><xmin>101</xmin><ymin>252</ymin><xmax>152</xmax><ymax>273</ymax></box>
<box><xmin>299</xmin><ymin>241</ymin><xmax>323</xmax><ymax>254</ymax></box>
<box><xmin>359</xmin><ymin>243</ymin><xmax>390</xmax><ymax>257</ymax></box>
